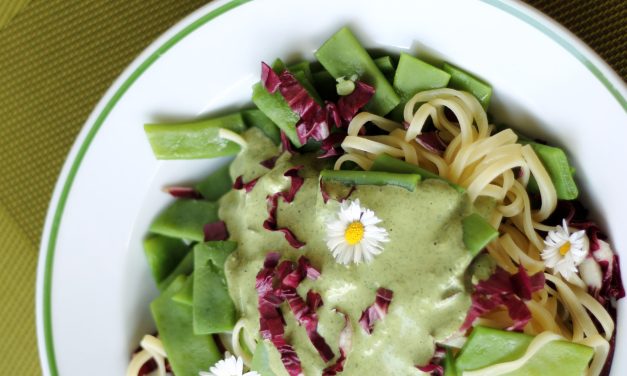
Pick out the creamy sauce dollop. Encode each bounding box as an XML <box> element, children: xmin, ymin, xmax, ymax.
<box><xmin>222</xmin><ymin>129</ymin><xmax>482</xmax><ymax>375</ymax></box>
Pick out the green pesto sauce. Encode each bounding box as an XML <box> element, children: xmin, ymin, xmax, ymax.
<box><xmin>222</xmin><ymin>129</ymin><xmax>480</xmax><ymax>375</ymax></box>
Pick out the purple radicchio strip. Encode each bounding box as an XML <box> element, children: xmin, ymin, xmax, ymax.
<box><xmin>261</xmin><ymin>166</ymin><xmax>306</xmax><ymax>248</ymax></box>
<box><xmin>233</xmin><ymin>175</ymin><xmax>259</xmax><ymax>193</ymax></box>
<box><xmin>510</xmin><ymin>264</ymin><xmax>545</xmax><ymax>301</ymax></box>
<box><xmin>203</xmin><ymin>221</ymin><xmax>229</xmax><ymax>241</ymax></box>
<box><xmin>255</xmin><ymin>253</ymin><xmax>303</xmax><ymax>376</ymax></box>
<box><xmin>262</xmin><ymin>193</ymin><xmax>305</xmax><ymax>249</ymax></box>
<box><xmin>572</xmin><ymin>222</ymin><xmax>626</xmax><ymax>304</ymax></box>
<box><xmin>416</xmin><ymin>347</ymin><xmax>446</xmax><ymax>376</ymax></box>
<box><xmin>272</xmin><ymin>69</ymin><xmax>329</xmax><ymax>145</ymax></box>
<box><xmin>260</xmin><ymin>155</ymin><xmax>280</xmax><ymax>169</ymax></box>
<box><xmin>276</xmin><ymin>257</ymin><xmax>334</xmax><ymax>362</ymax></box>
<box><xmin>359</xmin><ymin>287</ymin><xmax>394</xmax><ymax>334</ymax></box>
<box><xmin>261</xmin><ymin>62</ymin><xmax>281</xmax><ymax>93</ymax></box>
<box><xmin>336</xmin><ymin>81</ymin><xmax>375</xmax><ymax>125</ymax></box>
<box><xmin>282</xmin><ymin>285</ymin><xmax>335</xmax><ymax>362</ymax></box>
<box><xmin>415</xmin><ymin>364</ymin><xmax>443</xmax><ymax>376</ymax></box>
<box><xmin>164</xmin><ymin>186</ymin><xmax>203</xmax><ymax>199</ymax></box>
<box><xmin>323</xmin><ymin>311</ymin><xmax>353</xmax><ymax>376</ymax></box>
<box><xmin>318</xmin><ymin>132</ymin><xmax>347</xmax><ymax>159</ymax></box>
<box><xmin>461</xmin><ymin>267</ymin><xmax>533</xmax><ymax>332</ymax></box>
<box><xmin>280</xmin><ymin>131</ymin><xmax>296</xmax><ymax>154</ymax></box>
<box><xmin>415</xmin><ymin>132</ymin><xmax>447</xmax><ymax>155</ymax></box>
<box><xmin>260</xmin><ymin>62</ymin><xmax>374</xmax><ymax>148</ymax></box>
<box><xmin>306</xmin><ymin>290</ymin><xmax>323</xmax><ymax>311</ymax></box>
<box><xmin>281</xmin><ymin>166</ymin><xmax>304</xmax><ymax>203</ymax></box>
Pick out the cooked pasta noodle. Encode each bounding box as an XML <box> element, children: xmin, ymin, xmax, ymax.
<box><xmin>126</xmin><ymin>335</ymin><xmax>167</xmax><ymax>376</ymax></box>
<box><xmin>231</xmin><ymin>318</ymin><xmax>258</xmax><ymax>366</ymax></box>
<box><xmin>336</xmin><ymin>88</ymin><xmax>611</xmax><ymax>375</ymax></box>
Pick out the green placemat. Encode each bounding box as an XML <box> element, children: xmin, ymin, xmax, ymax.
<box><xmin>0</xmin><ymin>1</ymin><xmax>623</xmax><ymax>375</ymax></box>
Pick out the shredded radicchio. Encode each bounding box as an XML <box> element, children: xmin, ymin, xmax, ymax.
<box><xmin>323</xmin><ymin>311</ymin><xmax>353</xmax><ymax>376</ymax></box>
<box><xmin>359</xmin><ymin>288</ymin><xmax>394</xmax><ymax>334</ymax></box>
<box><xmin>571</xmin><ymin>221</ymin><xmax>626</xmax><ymax>306</ymax></box>
<box><xmin>415</xmin><ymin>364</ymin><xmax>443</xmax><ymax>375</ymax></box>
<box><xmin>233</xmin><ymin>175</ymin><xmax>259</xmax><ymax>193</ymax></box>
<box><xmin>415</xmin><ymin>347</ymin><xmax>446</xmax><ymax>376</ymax></box>
<box><xmin>261</xmin><ymin>62</ymin><xmax>281</xmax><ymax>93</ymax></box>
<box><xmin>282</xmin><ymin>166</ymin><xmax>305</xmax><ymax>203</ymax></box>
<box><xmin>260</xmin><ymin>155</ymin><xmax>280</xmax><ymax>169</ymax></box>
<box><xmin>255</xmin><ymin>253</ymin><xmax>302</xmax><ymax>376</ymax></box>
<box><xmin>335</xmin><ymin>81</ymin><xmax>376</xmax><ymax>125</ymax></box>
<box><xmin>318</xmin><ymin>132</ymin><xmax>347</xmax><ymax>159</ymax></box>
<box><xmin>164</xmin><ymin>186</ymin><xmax>203</xmax><ymax>199</ymax></box>
<box><xmin>263</xmin><ymin>193</ymin><xmax>305</xmax><ymax>249</ymax></box>
<box><xmin>262</xmin><ymin>166</ymin><xmax>306</xmax><ymax>248</ymax></box>
<box><xmin>255</xmin><ymin>254</ymin><xmax>333</xmax><ymax>374</ymax></box>
<box><xmin>203</xmin><ymin>221</ymin><xmax>229</xmax><ymax>241</ymax></box>
<box><xmin>259</xmin><ymin>62</ymin><xmax>374</xmax><ymax>149</ymax></box>
<box><xmin>280</xmin><ymin>131</ymin><xmax>296</xmax><ymax>154</ymax></box>
<box><xmin>462</xmin><ymin>266</ymin><xmax>544</xmax><ymax>332</ymax></box>
<box><xmin>415</xmin><ymin>132</ymin><xmax>447</xmax><ymax>155</ymax></box>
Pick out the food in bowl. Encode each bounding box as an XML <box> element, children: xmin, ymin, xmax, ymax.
<box><xmin>126</xmin><ymin>27</ymin><xmax>623</xmax><ymax>376</ymax></box>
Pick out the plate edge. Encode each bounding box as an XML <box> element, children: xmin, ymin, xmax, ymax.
<box><xmin>35</xmin><ymin>0</ymin><xmax>627</xmax><ymax>375</ymax></box>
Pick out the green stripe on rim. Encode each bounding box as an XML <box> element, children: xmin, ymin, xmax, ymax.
<box><xmin>41</xmin><ymin>1</ymin><xmax>251</xmax><ymax>374</ymax></box>
<box><xmin>40</xmin><ymin>0</ymin><xmax>627</xmax><ymax>375</ymax></box>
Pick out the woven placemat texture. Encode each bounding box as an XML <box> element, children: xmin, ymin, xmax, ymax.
<box><xmin>0</xmin><ymin>1</ymin><xmax>623</xmax><ymax>375</ymax></box>
<box><xmin>0</xmin><ymin>0</ymin><xmax>30</xmax><ymax>29</ymax></box>
<box><xmin>527</xmin><ymin>0</ymin><xmax>626</xmax><ymax>79</ymax></box>
<box><xmin>0</xmin><ymin>1</ymin><xmax>207</xmax><ymax>374</ymax></box>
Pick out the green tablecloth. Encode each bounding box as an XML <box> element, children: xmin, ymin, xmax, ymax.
<box><xmin>0</xmin><ymin>0</ymin><xmax>623</xmax><ymax>374</ymax></box>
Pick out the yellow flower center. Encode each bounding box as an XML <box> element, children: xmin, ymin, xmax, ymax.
<box><xmin>559</xmin><ymin>242</ymin><xmax>571</xmax><ymax>256</ymax></box>
<box><xmin>344</xmin><ymin>221</ymin><xmax>365</xmax><ymax>245</ymax></box>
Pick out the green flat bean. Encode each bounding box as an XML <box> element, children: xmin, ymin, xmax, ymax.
<box><xmin>320</xmin><ymin>169</ymin><xmax>421</xmax><ymax>191</ymax></box>
<box><xmin>144</xmin><ymin>113</ymin><xmax>246</xmax><ymax>159</ymax></box>
<box><xmin>149</xmin><ymin>199</ymin><xmax>219</xmax><ymax>242</ymax></box>
<box><xmin>193</xmin><ymin>241</ymin><xmax>238</xmax><ymax>334</ymax></box>
<box><xmin>151</xmin><ymin>276</ymin><xmax>221</xmax><ymax>376</ymax></box>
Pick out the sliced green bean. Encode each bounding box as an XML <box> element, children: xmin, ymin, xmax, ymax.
<box><xmin>158</xmin><ymin>250</ymin><xmax>194</xmax><ymax>291</ymax></box>
<box><xmin>242</xmin><ymin>109</ymin><xmax>281</xmax><ymax>145</ymax></box>
<box><xmin>144</xmin><ymin>234</ymin><xmax>190</xmax><ymax>285</ymax></box>
<box><xmin>149</xmin><ymin>199</ymin><xmax>219</xmax><ymax>242</ymax></box>
<box><xmin>523</xmin><ymin>141</ymin><xmax>578</xmax><ymax>200</ymax></box>
<box><xmin>193</xmin><ymin>241</ymin><xmax>238</xmax><ymax>334</ymax></box>
<box><xmin>391</xmin><ymin>53</ymin><xmax>450</xmax><ymax>119</ymax></box>
<box><xmin>144</xmin><ymin>113</ymin><xmax>246</xmax><ymax>159</ymax></box>
<box><xmin>172</xmin><ymin>272</ymin><xmax>194</xmax><ymax>306</ymax></box>
<box><xmin>462</xmin><ymin>213</ymin><xmax>498</xmax><ymax>256</ymax></box>
<box><xmin>442</xmin><ymin>63</ymin><xmax>492</xmax><ymax>110</ymax></box>
<box><xmin>373</xmin><ymin>56</ymin><xmax>396</xmax><ymax>81</ymax></box>
<box><xmin>320</xmin><ymin>169</ymin><xmax>421</xmax><ymax>191</ymax></box>
<box><xmin>194</xmin><ymin>163</ymin><xmax>233</xmax><ymax>201</ymax></box>
<box><xmin>315</xmin><ymin>27</ymin><xmax>400</xmax><ymax>115</ymax></box>
<box><xmin>252</xmin><ymin>82</ymin><xmax>301</xmax><ymax>147</ymax></box>
<box><xmin>370</xmin><ymin>154</ymin><xmax>464</xmax><ymax>192</ymax></box>
<box><xmin>151</xmin><ymin>275</ymin><xmax>221</xmax><ymax>376</ymax></box>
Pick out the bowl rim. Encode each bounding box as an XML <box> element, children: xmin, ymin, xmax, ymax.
<box><xmin>35</xmin><ymin>0</ymin><xmax>627</xmax><ymax>375</ymax></box>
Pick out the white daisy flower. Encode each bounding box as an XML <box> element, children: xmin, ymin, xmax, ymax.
<box><xmin>541</xmin><ymin>219</ymin><xmax>589</xmax><ymax>281</ymax></box>
<box><xmin>326</xmin><ymin>199</ymin><xmax>390</xmax><ymax>265</ymax></box>
<box><xmin>199</xmin><ymin>354</ymin><xmax>260</xmax><ymax>376</ymax></box>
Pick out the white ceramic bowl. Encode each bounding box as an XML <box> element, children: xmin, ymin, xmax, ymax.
<box><xmin>36</xmin><ymin>0</ymin><xmax>627</xmax><ymax>375</ymax></box>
